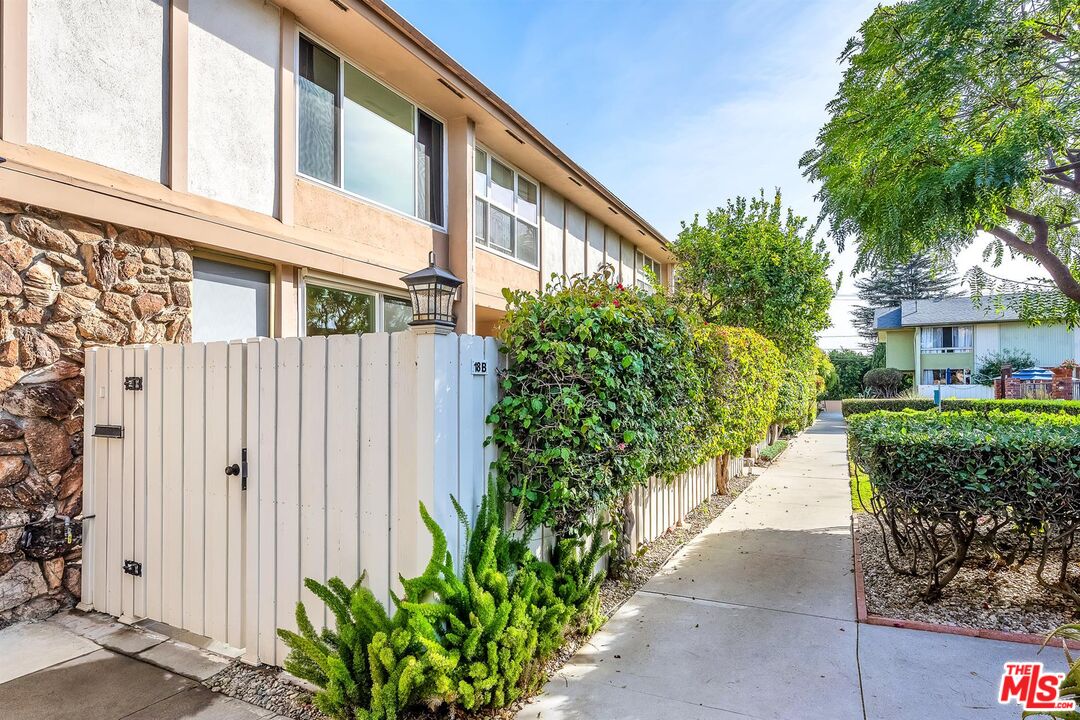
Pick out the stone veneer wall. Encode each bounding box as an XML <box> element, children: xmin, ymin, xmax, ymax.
<box><xmin>0</xmin><ymin>199</ymin><xmax>192</xmax><ymax>625</ymax></box>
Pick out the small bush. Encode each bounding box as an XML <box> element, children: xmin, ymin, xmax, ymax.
<box><xmin>848</xmin><ymin>409</ymin><xmax>1080</xmax><ymax>602</ymax></box>
<box><xmin>695</xmin><ymin>325</ymin><xmax>782</xmax><ymax>458</ymax></box>
<box><xmin>841</xmin><ymin>397</ymin><xmax>935</xmax><ymax>417</ymax></box>
<box><xmin>758</xmin><ymin>439</ymin><xmax>788</xmax><ymax>462</ymax></box>
<box><xmin>278</xmin><ymin>481</ymin><xmax>608</xmax><ymax>719</ymax></box>
<box><xmin>862</xmin><ymin>367</ymin><xmax>904</xmax><ymax>397</ymax></box>
<box><xmin>973</xmin><ymin>347</ymin><xmax>1036</xmax><ymax>385</ymax></box>
<box><xmin>489</xmin><ymin>270</ymin><xmax>706</xmax><ymax>538</ymax></box>
<box><xmin>940</xmin><ymin>398</ymin><xmax>1080</xmax><ymax>416</ymax></box>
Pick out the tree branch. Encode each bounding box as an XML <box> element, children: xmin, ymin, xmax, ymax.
<box><xmin>983</xmin><ymin>207</ymin><xmax>1080</xmax><ymax>303</ymax></box>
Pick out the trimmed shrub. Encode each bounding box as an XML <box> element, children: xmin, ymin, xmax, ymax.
<box><xmin>941</xmin><ymin>398</ymin><xmax>1080</xmax><ymax>416</ymax></box>
<box><xmin>278</xmin><ymin>481</ymin><xmax>608</xmax><ymax>719</ymax></box>
<box><xmin>841</xmin><ymin>397</ymin><xmax>935</xmax><ymax>417</ymax></box>
<box><xmin>862</xmin><ymin>367</ymin><xmax>904</xmax><ymax>397</ymax></box>
<box><xmin>972</xmin><ymin>348</ymin><xmax>1036</xmax><ymax>386</ymax></box>
<box><xmin>848</xmin><ymin>409</ymin><xmax>1080</xmax><ymax>602</ymax></box>
<box><xmin>489</xmin><ymin>270</ymin><xmax>706</xmax><ymax>538</ymax></box>
<box><xmin>758</xmin><ymin>439</ymin><xmax>788</xmax><ymax>462</ymax></box>
<box><xmin>775</xmin><ymin>348</ymin><xmax>819</xmax><ymax>430</ymax></box>
<box><xmin>694</xmin><ymin>325</ymin><xmax>782</xmax><ymax>459</ymax></box>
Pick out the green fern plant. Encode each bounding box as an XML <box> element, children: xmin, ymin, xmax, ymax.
<box><xmin>551</xmin><ymin>521</ymin><xmax>614</xmax><ymax>636</ymax></box>
<box><xmin>276</xmin><ymin>479</ymin><xmax>615</xmax><ymax>718</ymax></box>
<box><xmin>276</xmin><ymin>575</ymin><xmax>393</xmax><ymax>719</ymax></box>
<box><xmin>1027</xmin><ymin>624</ymin><xmax>1080</xmax><ymax>719</ymax></box>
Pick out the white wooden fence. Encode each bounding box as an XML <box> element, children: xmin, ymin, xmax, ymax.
<box><xmin>81</xmin><ymin>332</ymin><xmax>734</xmax><ymax>666</ymax></box>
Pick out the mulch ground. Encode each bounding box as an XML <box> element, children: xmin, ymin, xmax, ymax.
<box><xmin>207</xmin><ymin>471</ymin><xmax>760</xmax><ymax>719</ymax></box>
<box><xmin>856</xmin><ymin>516</ymin><xmax>1080</xmax><ymax>637</ymax></box>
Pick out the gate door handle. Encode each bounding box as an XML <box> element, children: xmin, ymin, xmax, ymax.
<box><xmin>225</xmin><ymin>464</ymin><xmax>240</xmax><ymax>476</ymax></box>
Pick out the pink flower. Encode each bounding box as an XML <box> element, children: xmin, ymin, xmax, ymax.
<box><xmin>618</xmin><ymin>442</ymin><xmax>627</xmax><ymax>451</ymax></box>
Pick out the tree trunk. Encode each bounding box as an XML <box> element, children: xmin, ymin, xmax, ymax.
<box><xmin>716</xmin><ymin>453</ymin><xmax>730</xmax><ymax>495</ymax></box>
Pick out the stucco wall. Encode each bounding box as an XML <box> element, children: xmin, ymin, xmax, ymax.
<box><xmin>564</xmin><ymin>204</ymin><xmax>586</xmax><ymax>277</ymax></box>
<box><xmin>474</xmin><ymin>248</ymin><xmax>538</xmax><ymax>309</ymax></box>
<box><xmin>585</xmin><ymin>216</ymin><xmax>605</xmax><ymax>275</ymax></box>
<box><xmin>27</xmin><ymin>0</ymin><xmax>166</xmax><ymax>183</ymax></box>
<box><xmin>604</xmin><ymin>227</ymin><xmax>622</xmax><ymax>282</ymax></box>
<box><xmin>293</xmin><ymin>179</ymin><xmax>441</xmax><ymax>286</ymax></box>
<box><xmin>539</xmin><ymin>187</ymin><xmax>564</xmax><ymax>285</ymax></box>
<box><xmin>885</xmin><ymin>330</ymin><xmax>915</xmax><ymax>370</ymax></box>
<box><xmin>188</xmin><ymin>0</ymin><xmax>281</xmax><ymax>215</ymax></box>
<box><xmin>921</xmin><ymin>351</ymin><xmax>974</xmax><ymax>371</ymax></box>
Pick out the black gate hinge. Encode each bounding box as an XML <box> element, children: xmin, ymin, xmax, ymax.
<box><xmin>123</xmin><ymin>560</ymin><xmax>142</xmax><ymax>577</ymax></box>
<box><xmin>124</xmin><ymin>377</ymin><xmax>143</xmax><ymax>391</ymax></box>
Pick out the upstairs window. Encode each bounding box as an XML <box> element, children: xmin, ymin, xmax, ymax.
<box><xmin>635</xmin><ymin>250</ymin><xmax>661</xmax><ymax>290</ymax></box>
<box><xmin>298</xmin><ymin>35</ymin><xmax>445</xmax><ymax>226</ymax></box>
<box><xmin>473</xmin><ymin>147</ymin><xmax>539</xmax><ymax>266</ymax></box>
<box><xmin>920</xmin><ymin>326</ymin><xmax>973</xmax><ymax>353</ymax></box>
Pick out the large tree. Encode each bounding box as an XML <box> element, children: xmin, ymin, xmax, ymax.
<box><xmin>852</xmin><ymin>253</ymin><xmax>958</xmax><ymax>346</ymax></box>
<box><xmin>671</xmin><ymin>190</ymin><xmax>835</xmax><ymax>353</ymax></box>
<box><xmin>802</xmin><ymin>0</ymin><xmax>1080</xmax><ymax>325</ymax></box>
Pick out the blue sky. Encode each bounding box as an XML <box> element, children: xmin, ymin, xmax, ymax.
<box><xmin>389</xmin><ymin>0</ymin><xmax>1050</xmax><ymax>349</ymax></box>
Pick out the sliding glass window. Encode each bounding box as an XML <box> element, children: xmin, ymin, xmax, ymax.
<box><xmin>473</xmin><ymin>147</ymin><xmax>540</xmax><ymax>266</ymax></box>
<box><xmin>305</xmin><ymin>281</ymin><xmax>413</xmax><ymax>336</ymax></box>
<box><xmin>297</xmin><ymin>34</ymin><xmax>445</xmax><ymax>225</ymax></box>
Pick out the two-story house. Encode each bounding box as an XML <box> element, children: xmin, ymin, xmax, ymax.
<box><xmin>0</xmin><ymin>0</ymin><xmax>670</xmax><ymax>347</ymax></box>
<box><xmin>874</xmin><ymin>298</ymin><xmax>1080</xmax><ymax>398</ymax></box>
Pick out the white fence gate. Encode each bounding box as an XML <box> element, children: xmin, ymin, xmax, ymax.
<box><xmin>82</xmin><ymin>331</ymin><xmax>732</xmax><ymax>666</ymax></box>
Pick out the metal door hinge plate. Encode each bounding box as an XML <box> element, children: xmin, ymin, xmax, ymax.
<box><xmin>123</xmin><ymin>560</ymin><xmax>142</xmax><ymax>577</ymax></box>
<box><xmin>124</xmin><ymin>377</ymin><xmax>143</xmax><ymax>391</ymax></box>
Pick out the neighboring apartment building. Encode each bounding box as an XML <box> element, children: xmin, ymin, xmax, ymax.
<box><xmin>874</xmin><ymin>297</ymin><xmax>1080</xmax><ymax>397</ymax></box>
<box><xmin>0</xmin><ymin>0</ymin><xmax>670</xmax><ymax>344</ymax></box>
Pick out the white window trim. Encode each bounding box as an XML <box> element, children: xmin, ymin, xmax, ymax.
<box><xmin>473</xmin><ymin>144</ymin><xmax>540</xmax><ymax>269</ymax></box>
<box><xmin>295</xmin><ymin>28</ymin><xmax>449</xmax><ymax>232</ymax></box>
<box><xmin>299</xmin><ymin>271</ymin><xmax>412</xmax><ymax>335</ymax></box>
<box><xmin>920</xmin><ymin>324</ymin><xmax>974</xmax><ymax>353</ymax></box>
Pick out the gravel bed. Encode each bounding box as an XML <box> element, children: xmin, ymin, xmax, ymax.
<box><xmin>206</xmin><ymin>663</ymin><xmax>325</xmax><ymax>720</ymax></box>
<box><xmin>857</xmin><ymin>517</ymin><xmax>1080</xmax><ymax>636</ymax></box>
<box><xmin>209</xmin><ymin>470</ymin><xmax>760</xmax><ymax>720</ymax></box>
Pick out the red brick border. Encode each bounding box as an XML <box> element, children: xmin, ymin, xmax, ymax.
<box><xmin>850</xmin><ymin>513</ymin><xmax>1080</xmax><ymax>650</ymax></box>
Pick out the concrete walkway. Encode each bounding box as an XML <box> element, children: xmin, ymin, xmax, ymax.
<box><xmin>519</xmin><ymin>413</ymin><xmax>1045</xmax><ymax>720</ymax></box>
<box><xmin>0</xmin><ymin>610</ymin><xmax>280</xmax><ymax>720</ymax></box>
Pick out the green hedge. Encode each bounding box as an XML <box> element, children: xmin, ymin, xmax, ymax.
<box><xmin>841</xmin><ymin>397</ymin><xmax>935</xmax><ymax>417</ymax></box>
<box><xmin>695</xmin><ymin>325</ymin><xmax>781</xmax><ymax>459</ymax></box>
<box><xmin>848</xmin><ymin>409</ymin><xmax>1080</xmax><ymax>601</ymax></box>
<box><xmin>940</xmin><ymin>398</ymin><xmax>1080</xmax><ymax>416</ymax></box>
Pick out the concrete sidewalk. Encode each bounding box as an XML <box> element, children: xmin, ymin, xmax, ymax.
<box><xmin>0</xmin><ymin>610</ymin><xmax>279</xmax><ymax>720</ymax></box>
<box><xmin>519</xmin><ymin>413</ymin><xmax>1044</xmax><ymax>720</ymax></box>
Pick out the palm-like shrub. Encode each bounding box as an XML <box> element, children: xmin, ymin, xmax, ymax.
<box><xmin>277</xmin><ymin>479</ymin><xmax>611</xmax><ymax>718</ymax></box>
<box><xmin>277</xmin><ymin>575</ymin><xmax>393</xmax><ymax>719</ymax></box>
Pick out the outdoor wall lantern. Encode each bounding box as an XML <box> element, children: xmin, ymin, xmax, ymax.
<box><xmin>400</xmin><ymin>251</ymin><xmax>463</xmax><ymax>334</ymax></box>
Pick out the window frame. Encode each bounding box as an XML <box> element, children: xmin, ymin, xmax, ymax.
<box><xmin>295</xmin><ymin>30</ymin><xmax>449</xmax><ymax>231</ymax></box>
<box><xmin>920</xmin><ymin>325</ymin><xmax>974</xmax><ymax>353</ymax></box>
<box><xmin>635</xmin><ymin>249</ymin><xmax>661</xmax><ymax>290</ymax></box>
<box><xmin>473</xmin><ymin>144</ymin><xmax>541</xmax><ymax>269</ymax></box>
<box><xmin>192</xmin><ymin>250</ymin><xmax>277</xmax><ymax>339</ymax></box>
<box><xmin>299</xmin><ymin>271</ymin><xmax>413</xmax><ymax>336</ymax></box>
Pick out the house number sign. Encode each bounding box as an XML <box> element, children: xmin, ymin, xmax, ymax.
<box><xmin>472</xmin><ymin>361</ymin><xmax>488</xmax><ymax>375</ymax></box>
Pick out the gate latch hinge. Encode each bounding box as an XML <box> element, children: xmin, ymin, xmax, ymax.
<box><xmin>124</xmin><ymin>377</ymin><xmax>143</xmax><ymax>391</ymax></box>
<box><xmin>123</xmin><ymin>560</ymin><xmax>142</xmax><ymax>577</ymax></box>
